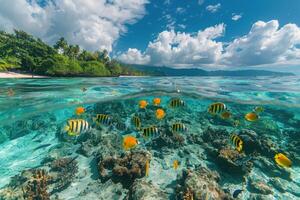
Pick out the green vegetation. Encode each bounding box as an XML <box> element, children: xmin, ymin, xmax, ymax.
<box><xmin>0</xmin><ymin>30</ymin><xmax>143</xmax><ymax>76</ymax></box>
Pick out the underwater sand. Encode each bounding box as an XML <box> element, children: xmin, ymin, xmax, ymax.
<box><xmin>0</xmin><ymin>76</ymin><xmax>299</xmax><ymax>199</ymax></box>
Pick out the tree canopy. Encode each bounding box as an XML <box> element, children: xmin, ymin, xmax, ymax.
<box><xmin>0</xmin><ymin>30</ymin><xmax>143</xmax><ymax>76</ymax></box>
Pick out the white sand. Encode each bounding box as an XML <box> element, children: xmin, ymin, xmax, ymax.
<box><xmin>0</xmin><ymin>71</ymin><xmax>47</xmax><ymax>78</ymax></box>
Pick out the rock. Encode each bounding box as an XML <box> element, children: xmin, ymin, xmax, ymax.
<box><xmin>217</xmin><ymin>147</ymin><xmax>252</xmax><ymax>175</ymax></box>
<box><xmin>49</xmin><ymin>157</ymin><xmax>79</xmax><ymax>193</ymax></box>
<box><xmin>98</xmin><ymin>150</ymin><xmax>151</xmax><ymax>188</ymax></box>
<box><xmin>249</xmin><ymin>179</ymin><xmax>273</xmax><ymax>195</ymax></box>
<box><xmin>176</xmin><ymin>167</ymin><xmax>232</xmax><ymax>200</ymax></box>
<box><xmin>128</xmin><ymin>179</ymin><xmax>168</xmax><ymax>200</ymax></box>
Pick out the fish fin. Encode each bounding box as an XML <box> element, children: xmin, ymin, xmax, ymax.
<box><xmin>63</xmin><ymin>125</ymin><xmax>70</xmax><ymax>132</ymax></box>
<box><xmin>67</xmin><ymin>131</ymin><xmax>76</xmax><ymax>136</ymax></box>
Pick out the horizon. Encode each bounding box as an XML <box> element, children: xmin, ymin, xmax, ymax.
<box><xmin>0</xmin><ymin>0</ymin><xmax>300</xmax><ymax>73</ymax></box>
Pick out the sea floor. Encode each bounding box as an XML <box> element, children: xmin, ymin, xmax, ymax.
<box><xmin>0</xmin><ymin>77</ymin><xmax>299</xmax><ymax>200</ymax></box>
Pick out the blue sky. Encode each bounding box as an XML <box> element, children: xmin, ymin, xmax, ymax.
<box><xmin>0</xmin><ymin>0</ymin><xmax>300</xmax><ymax>73</ymax></box>
<box><xmin>116</xmin><ymin>0</ymin><xmax>300</xmax><ymax>53</ymax></box>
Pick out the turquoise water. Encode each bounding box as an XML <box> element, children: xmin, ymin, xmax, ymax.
<box><xmin>0</xmin><ymin>76</ymin><xmax>300</xmax><ymax>199</ymax></box>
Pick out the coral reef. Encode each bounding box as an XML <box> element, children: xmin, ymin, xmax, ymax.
<box><xmin>77</xmin><ymin>130</ymin><xmax>123</xmax><ymax>157</ymax></box>
<box><xmin>146</xmin><ymin>129</ymin><xmax>185</xmax><ymax>150</ymax></box>
<box><xmin>49</xmin><ymin>157</ymin><xmax>79</xmax><ymax>193</ymax></box>
<box><xmin>126</xmin><ymin>179</ymin><xmax>168</xmax><ymax>200</ymax></box>
<box><xmin>0</xmin><ymin>187</ymin><xmax>24</xmax><ymax>200</ymax></box>
<box><xmin>0</xmin><ymin>169</ymin><xmax>51</xmax><ymax>200</ymax></box>
<box><xmin>248</xmin><ymin>179</ymin><xmax>273</xmax><ymax>195</ymax></box>
<box><xmin>98</xmin><ymin>150</ymin><xmax>151</xmax><ymax>188</ymax></box>
<box><xmin>176</xmin><ymin>167</ymin><xmax>232</xmax><ymax>200</ymax></box>
<box><xmin>217</xmin><ymin>148</ymin><xmax>253</xmax><ymax>175</ymax></box>
<box><xmin>23</xmin><ymin>169</ymin><xmax>51</xmax><ymax>200</ymax></box>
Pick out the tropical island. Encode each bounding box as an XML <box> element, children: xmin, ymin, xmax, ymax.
<box><xmin>0</xmin><ymin>30</ymin><xmax>294</xmax><ymax>78</ymax></box>
<box><xmin>0</xmin><ymin>30</ymin><xmax>143</xmax><ymax>77</ymax></box>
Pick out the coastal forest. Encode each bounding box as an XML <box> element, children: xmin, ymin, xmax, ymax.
<box><xmin>0</xmin><ymin>30</ymin><xmax>142</xmax><ymax>76</ymax></box>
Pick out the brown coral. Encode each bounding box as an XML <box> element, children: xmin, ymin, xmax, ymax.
<box><xmin>49</xmin><ymin>157</ymin><xmax>78</xmax><ymax>193</ymax></box>
<box><xmin>176</xmin><ymin>167</ymin><xmax>232</xmax><ymax>200</ymax></box>
<box><xmin>98</xmin><ymin>150</ymin><xmax>150</xmax><ymax>188</ymax></box>
<box><xmin>183</xmin><ymin>187</ymin><xmax>194</xmax><ymax>200</ymax></box>
<box><xmin>23</xmin><ymin>169</ymin><xmax>50</xmax><ymax>200</ymax></box>
<box><xmin>217</xmin><ymin>147</ymin><xmax>252</xmax><ymax>175</ymax></box>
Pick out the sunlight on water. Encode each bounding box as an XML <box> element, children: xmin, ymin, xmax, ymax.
<box><xmin>0</xmin><ymin>76</ymin><xmax>299</xmax><ymax>199</ymax></box>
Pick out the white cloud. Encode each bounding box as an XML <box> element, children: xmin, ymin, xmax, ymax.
<box><xmin>232</xmin><ymin>14</ymin><xmax>242</xmax><ymax>21</ymax></box>
<box><xmin>206</xmin><ymin>3</ymin><xmax>221</xmax><ymax>13</ymax></box>
<box><xmin>118</xmin><ymin>24</ymin><xmax>225</xmax><ymax>67</ymax></box>
<box><xmin>118</xmin><ymin>48</ymin><xmax>150</xmax><ymax>65</ymax></box>
<box><xmin>118</xmin><ymin>20</ymin><xmax>300</xmax><ymax>68</ymax></box>
<box><xmin>0</xmin><ymin>0</ymin><xmax>148</xmax><ymax>52</ymax></box>
<box><xmin>222</xmin><ymin>20</ymin><xmax>300</xmax><ymax>66</ymax></box>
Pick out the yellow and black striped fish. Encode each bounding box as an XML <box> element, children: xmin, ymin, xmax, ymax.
<box><xmin>132</xmin><ymin>116</ymin><xmax>141</xmax><ymax>130</ymax></box>
<box><xmin>208</xmin><ymin>102</ymin><xmax>228</xmax><ymax>115</ymax></box>
<box><xmin>94</xmin><ymin>114</ymin><xmax>113</xmax><ymax>125</ymax></box>
<box><xmin>171</xmin><ymin>123</ymin><xmax>188</xmax><ymax>133</ymax></box>
<box><xmin>64</xmin><ymin>119</ymin><xmax>91</xmax><ymax>136</ymax></box>
<box><xmin>169</xmin><ymin>98</ymin><xmax>185</xmax><ymax>108</ymax></box>
<box><xmin>142</xmin><ymin>126</ymin><xmax>160</xmax><ymax>138</ymax></box>
<box><xmin>230</xmin><ymin>134</ymin><xmax>243</xmax><ymax>152</ymax></box>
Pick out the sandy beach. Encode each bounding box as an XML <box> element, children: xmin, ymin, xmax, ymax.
<box><xmin>0</xmin><ymin>71</ymin><xmax>47</xmax><ymax>78</ymax></box>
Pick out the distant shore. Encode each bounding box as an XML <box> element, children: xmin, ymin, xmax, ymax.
<box><xmin>0</xmin><ymin>71</ymin><xmax>47</xmax><ymax>78</ymax></box>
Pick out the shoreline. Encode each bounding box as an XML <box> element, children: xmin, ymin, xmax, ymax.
<box><xmin>0</xmin><ymin>71</ymin><xmax>48</xmax><ymax>78</ymax></box>
<box><xmin>0</xmin><ymin>72</ymin><xmax>151</xmax><ymax>79</ymax></box>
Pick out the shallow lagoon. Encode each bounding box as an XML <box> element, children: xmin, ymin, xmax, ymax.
<box><xmin>0</xmin><ymin>76</ymin><xmax>299</xmax><ymax>199</ymax></box>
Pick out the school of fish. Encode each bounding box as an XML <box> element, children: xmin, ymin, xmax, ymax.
<box><xmin>62</xmin><ymin>95</ymin><xmax>292</xmax><ymax>186</ymax></box>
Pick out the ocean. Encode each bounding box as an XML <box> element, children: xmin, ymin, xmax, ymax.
<box><xmin>0</xmin><ymin>76</ymin><xmax>299</xmax><ymax>199</ymax></box>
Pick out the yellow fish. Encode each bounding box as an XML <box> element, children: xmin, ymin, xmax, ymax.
<box><xmin>64</xmin><ymin>119</ymin><xmax>91</xmax><ymax>136</ymax></box>
<box><xmin>123</xmin><ymin>135</ymin><xmax>139</xmax><ymax>151</ymax></box>
<box><xmin>253</xmin><ymin>106</ymin><xmax>264</xmax><ymax>113</ymax></box>
<box><xmin>231</xmin><ymin>134</ymin><xmax>243</xmax><ymax>152</ymax></box>
<box><xmin>173</xmin><ymin>160</ymin><xmax>179</xmax><ymax>170</ymax></box>
<box><xmin>93</xmin><ymin>114</ymin><xmax>113</xmax><ymax>125</ymax></box>
<box><xmin>208</xmin><ymin>102</ymin><xmax>227</xmax><ymax>115</ymax></box>
<box><xmin>142</xmin><ymin>126</ymin><xmax>160</xmax><ymax>139</ymax></box>
<box><xmin>132</xmin><ymin>116</ymin><xmax>141</xmax><ymax>130</ymax></box>
<box><xmin>153</xmin><ymin>98</ymin><xmax>161</xmax><ymax>106</ymax></box>
<box><xmin>245</xmin><ymin>112</ymin><xmax>259</xmax><ymax>122</ymax></box>
<box><xmin>221</xmin><ymin>111</ymin><xmax>231</xmax><ymax>119</ymax></box>
<box><xmin>145</xmin><ymin>159</ymin><xmax>150</xmax><ymax>176</ymax></box>
<box><xmin>274</xmin><ymin>153</ymin><xmax>292</xmax><ymax>168</ymax></box>
<box><xmin>171</xmin><ymin>123</ymin><xmax>187</xmax><ymax>133</ymax></box>
<box><xmin>169</xmin><ymin>98</ymin><xmax>185</xmax><ymax>108</ymax></box>
<box><xmin>155</xmin><ymin>109</ymin><xmax>165</xmax><ymax>120</ymax></box>
<box><xmin>139</xmin><ymin>100</ymin><xmax>148</xmax><ymax>109</ymax></box>
<box><xmin>75</xmin><ymin>107</ymin><xmax>85</xmax><ymax>115</ymax></box>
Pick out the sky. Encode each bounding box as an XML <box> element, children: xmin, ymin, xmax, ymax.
<box><xmin>0</xmin><ymin>0</ymin><xmax>300</xmax><ymax>73</ymax></box>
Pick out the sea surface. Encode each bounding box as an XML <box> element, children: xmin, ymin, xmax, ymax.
<box><xmin>0</xmin><ymin>76</ymin><xmax>299</xmax><ymax>199</ymax></box>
